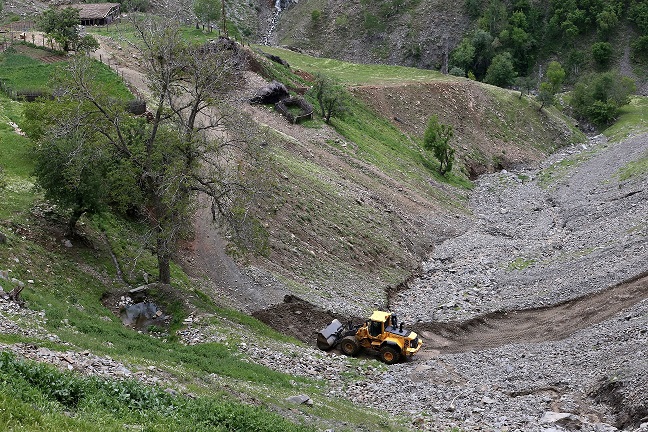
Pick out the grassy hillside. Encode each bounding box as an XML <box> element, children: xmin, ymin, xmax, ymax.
<box><xmin>188</xmin><ymin>45</ymin><xmax>583</xmax><ymax>319</ymax></box>
<box><xmin>0</xmin><ymin>92</ymin><xmax>412</xmax><ymax>431</ymax></box>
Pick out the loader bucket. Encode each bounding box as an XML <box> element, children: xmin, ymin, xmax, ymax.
<box><xmin>317</xmin><ymin>319</ymin><xmax>343</xmax><ymax>351</ymax></box>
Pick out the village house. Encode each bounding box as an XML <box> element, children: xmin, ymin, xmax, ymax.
<box><xmin>73</xmin><ymin>3</ymin><xmax>121</xmax><ymax>26</ymax></box>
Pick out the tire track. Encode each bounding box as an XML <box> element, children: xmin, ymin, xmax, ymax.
<box><xmin>414</xmin><ymin>271</ymin><xmax>648</xmax><ymax>354</ymax></box>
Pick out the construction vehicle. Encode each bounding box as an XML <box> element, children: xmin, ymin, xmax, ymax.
<box><xmin>317</xmin><ymin>311</ymin><xmax>422</xmax><ymax>364</ymax></box>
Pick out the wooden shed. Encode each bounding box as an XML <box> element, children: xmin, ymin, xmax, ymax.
<box><xmin>74</xmin><ymin>3</ymin><xmax>121</xmax><ymax>26</ymax></box>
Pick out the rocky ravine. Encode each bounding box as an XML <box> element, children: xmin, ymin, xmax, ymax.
<box><xmin>244</xmin><ymin>132</ymin><xmax>647</xmax><ymax>431</ymax></box>
<box><xmin>386</xmin><ymin>132</ymin><xmax>648</xmax><ymax>431</ymax></box>
<box><xmin>2</xmin><ymin>35</ymin><xmax>646</xmax><ymax>432</ymax></box>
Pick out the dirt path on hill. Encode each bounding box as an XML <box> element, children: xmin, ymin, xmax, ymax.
<box><xmin>182</xmin><ymin>196</ymin><xmax>287</xmax><ymax>312</ymax></box>
<box><xmin>414</xmin><ymin>271</ymin><xmax>648</xmax><ymax>356</ymax></box>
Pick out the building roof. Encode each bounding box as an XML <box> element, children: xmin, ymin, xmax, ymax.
<box><xmin>73</xmin><ymin>3</ymin><xmax>120</xmax><ymax>20</ymax></box>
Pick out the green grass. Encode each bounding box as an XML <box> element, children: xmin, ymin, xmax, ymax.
<box><xmin>255</xmin><ymin>45</ymin><xmax>447</xmax><ymax>85</ymax></box>
<box><xmin>0</xmin><ymin>50</ymin><xmax>131</xmax><ymax>100</ymax></box>
<box><xmin>330</xmin><ymin>93</ymin><xmax>472</xmax><ymax>191</ymax></box>
<box><xmin>604</xmin><ymin>96</ymin><xmax>648</xmax><ymax>142</ymax></box>
<box><xmin>88</xmin><ymin>21</ymin><xmax>243</xmax><ymax>47</ymax></box>
<box><xmin>507</xmin><ymin>257</ymin><xmax>536</xmax><ymax>271</ymax></box>
<box><xmin>0</xmin><ymin>55</ymin><xmax>56</xmax><ymax>93</ymax></box>
<box><xmin>0</xmin><ymin>96</ymin><xmax>37</xmax><ymax>218</ymax></box>
<box><xmin>0</xmin><ymin>110</ymin><xmax>32</xmax><ymax>178</ymax></box>
<box><xmin>0</xmin><ymin>352</ymin><xmax>313</xmax><ymax>432</ymax></box>
<box><xmin>615</xmin><ymin>150</ymin><xmax>648</xmax><ymax>181</ymax></box>
<box><xmin>0</xmin><ymin>52</ymin><xmax>42</xmax><ymax>67</ymax></box>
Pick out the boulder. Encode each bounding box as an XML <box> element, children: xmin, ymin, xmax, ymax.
<box><xmin>540</xmin><ymin>411</ymin><xmax>584</xmax><ymax>429</ymax></box>
<box><xmin>286</xmin><ymin>394</ymin><xmax>313</xmax><ymax>405</ymax></box>
<box><xmin>250</xmin><ymin>81</ymin><xmax>289</xmax><ymax>104</ymax></box>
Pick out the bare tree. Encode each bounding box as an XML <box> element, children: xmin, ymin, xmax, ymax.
<box><xmin>29</xmin><ymin>18</ymin><xmax>266</xmax><ymax>284</ymax></box>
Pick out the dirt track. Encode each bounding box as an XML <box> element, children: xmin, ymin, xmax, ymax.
<box><xmin>254</xmin><ymin>272</ymin><xmax>648</xmax><ymax>355</ymax></box>
<box><xmin>414</xmin><ymin>271</ymin><xmax>648</xmax><ymax>355</ymax></box>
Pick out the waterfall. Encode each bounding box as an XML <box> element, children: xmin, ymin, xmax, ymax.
<box><xmin>262</xmin><ymin>0</ymin><xmax>287</xmax><ymax>45</ymax></box>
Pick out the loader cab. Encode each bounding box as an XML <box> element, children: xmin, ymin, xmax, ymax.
<box><xmin>367</xmin><ymin>311</ymin><xmax>392</xmax><ymax>338</ymax></box>
<box><xmin>369</xmin><ymin>320</ymin><xmax>383</xmax><ymax>337</ymax></box>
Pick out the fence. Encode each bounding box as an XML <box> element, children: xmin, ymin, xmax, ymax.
<box><xmin>274</xmin><ymin>97</ymin><xmax>313</xmax><ymax>124</ymax></box>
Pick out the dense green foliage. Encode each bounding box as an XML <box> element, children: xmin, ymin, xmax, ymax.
<box><xmin>571</xmin><ymin>71</ymin><xmax>636</xmax><ymax>126</ymax></box>
<box><xmin>537</xmin><ymin>61</ymin><xmax>566</xmax><ymax>109</ymax></box>
<box><xmin>591</xmin><ymin>41</ymin><xmax>613</xmax><ymax>68</ymax></box>
<box><xmin>22</xmin><ymin>19</ymin><xmax>261</xmax><ymax>284</ymax></box>
<box><xmin>37</xmin><ymin>7</ymin><xmax>99</xmax><ymax>52</ymax></box>
<box><xmin>485</xmin><ymin>52</ymin><xmax>517</xmax><ymax>87</ymax></box>
<box><xmin>455</xmin><ymin>0</ymin><xmax>643</xmax><ymax>88</ymax></box>
<box><xmin>32</xmin><ymin>126</ymin><xmax>112</xmax><ymax>234</ymax></box>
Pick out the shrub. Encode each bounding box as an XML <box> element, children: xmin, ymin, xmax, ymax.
<box><xmin>363</xmin><ymin>12</ymin><xmax>385</xmax><ymax>34</ymax></box>
<box><xmin>449</xmin><ymin>66</ymin><xmax>465</xmax><ymax>77</ymax></box>
<box><xmin>423</xmin><ymin>115</ymin><xmax>455</xmax><ymax>175</ymax></box>
<box><xmin>484</xmin><ymin>52</ymin><xmax>517</xmax><ymax>88</ymax></box>
<box><xmin>570</xmin><ymin>72</ymin><xmax>636</xmax><ymax>127</ymax></box>
<box><xmin>629</xmin><ymin>0</ymin><xmax>648</xmax><ymax>34</ymax></box>
<box><xmin>631</xmin><ymin>35</ymin><xmax>648</xmax><ymax>61</ymax></box>
<box><xmin>591</xmin><ymin>42</ymin><xmax>613</xmax><ymax>68</ymax></box>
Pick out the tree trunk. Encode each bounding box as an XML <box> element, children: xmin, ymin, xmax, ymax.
<box><xmin>8</xmin><ymin>285</ymin><xmax>24</xmax><ymax>303</ymax></box>
<box><xmin>67</xmin><ymin>208</ymin><xmax>85</xmax><ymax>237</ymax></box>
<box><xmin>157</xmin><ymin>237</ymin><xmax>172</xmax><ymax>284</ymax></box>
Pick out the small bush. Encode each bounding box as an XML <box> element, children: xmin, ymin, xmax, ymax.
<box><xmin>449</xmin><ymin>66</ymin><xmax>465</xmax><ymax>77</ymax></box>
<box><xmin>126</xmin><ymin>99</ymin><xmax>147</xmax><ymax>115</ymax></box>
<box><xmin>311</xmin><ymin>9</ymin><xmax>321</xmax><ymax>22</ymax></box>
<box><xmin>363</xmin><ymin>12</ymin><xmax>386</xmax><ymax>34</ymax></box>
<box><xmin>591</xmin><ymin>42</ymin><xmax>613</xmax><ymax>68</ymax></box>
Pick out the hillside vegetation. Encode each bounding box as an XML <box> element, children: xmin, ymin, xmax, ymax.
<box><xmin>1</xmin><ymin>13</ymin><xmax>646</xmax><ymax>431</ymax></box>
<box><xmin>271</xmin><ymin>0</ymin><xmax>648</xmax><ymax>95</ymax></box>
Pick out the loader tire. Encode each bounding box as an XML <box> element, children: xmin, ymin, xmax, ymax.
<box><xmin>340</xmin><ymin>336</ymin><xmax>360</xmax><ymax>356</ymax></box>
<box><xmin>379</xmin><ymin>346</ymin><xmax>400</xmax><ymax>365</ymax></box>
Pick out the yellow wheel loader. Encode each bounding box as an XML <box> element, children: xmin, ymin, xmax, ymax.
<box><xmin>317</xmin><ymin>311</ymin><xmax>422</xmax><ymax>364</ymax></box>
